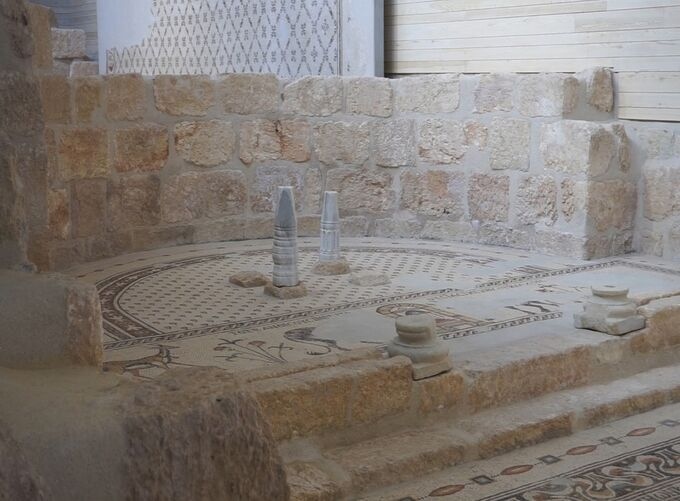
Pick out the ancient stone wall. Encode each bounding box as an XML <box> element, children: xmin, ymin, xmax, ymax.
<box><xmin>39</xmin><ymin>68</ymin><xmax>641</xmax><ymax>269</ymax></box>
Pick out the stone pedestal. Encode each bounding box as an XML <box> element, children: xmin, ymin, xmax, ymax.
<box><xmin>387</xmin><ymin>314</ymin><xmax>452</xmax><ymax>380</ymax></box>
<box><xmin>264</xmin><ymin>282</ymin><xmax>308</xmax><ymax>300</ymax></box>
<box><xmin>574</xmin><ymin>285</ymin><xmax>646</xmax><ymax>336</ymax></box>
<box><xmin>312</xmin><ymin>258</ymin><xmax>350</xmax><ymax>276</ymax></box>
<box><xmin>229</xmin><ymin>271</ymin><xmax>268</xmax><ymax>288</ymax></box>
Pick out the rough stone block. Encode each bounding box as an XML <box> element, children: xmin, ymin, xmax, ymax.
<box><xmin>39</xmin><ymin>74</ymin><xmax>70</xmax><ymax>123</ymax></box>
<box><xmin>47</xmin><ymin>189</ymin><xmax>70</xmax><ymax>240</ymax></box>
<box><xmin>105</xmin><ymin>73</ymin><xmax>145</xmax><ymax>120</ymax></box>
<box><xmin>468</xmin><ymin>174</ymin><xmax>510</xmax><ymax>222</ymax></box>
<box><xmin>0</xmin><ymin>72</ymin><xmax>43</xmax><ymax>135</ymax></box>
<box><xmin>326</xmin><ymin>168</ymin><xmax>395</xmax><ymax>214</ymax></box>
<box><xmin>108</xmin><ymin>175</ymin><xmax>161</xmax><ymax>230</ymax></box>
<box><xmin>418</xmin><ymin>119</ymin><xmax>466</xmax><ymax>164</ymax></box>
<box><xmin>464</xmin><ymin>120</ymin><xmax>488</xmax><ymax>150</ymax></box>
<box><xmin>394</xmin><ymin>74</ymin><xmax>459</xmax><ymax>113</ymax></box>
<box><xmin>161</xmin><ymin>170</ymin><xmax>246</xmax><ymax>223</ymax></box>
<box><xmin>642</xmin><ymin>161</ymin><xmax>677</xmax><ymax>221</ymax></box>
<box><xmin>639</xmin><ymin>230</ymin><xmax>664</xmax><ymax>257</ymax></box>
<box><xmin>26</xmin><ymin>3</ymin><xmax>56</xmax><ymax>70</ymax></box>
<box><xmin>73</xmin><ymin>76</ymin><xmax>101</xmax><ymax>122</ymax></box>
<box><xmin>560</xmin><ymin>178</ymin><xmax>586</xmax><ymax>222</ymax></box>
<box><xmin>51</xmin><ymin>28</ymin><xmax>85</xmax><ymax>59</ymax></box>
<box><xmin>374</xmin><ymin>218</ymin><xmax>423</xmax><ymax>238</ymax></box>
<box><xmin>401</xmin><ymin>170</ymin><xmax>465</xmax><ymax>218</ymax></box>
<box><xmin>153</xmin><ymin>75</ymin><xmax>213</xmax><ymax>116</ymax></box>
<box><xmin>578</xmin><ymin>67</ymin><xmax>614</xmax><ymax>112</ymax></box>
<box><xmin>587</xmin><ymin>180</ymin><xmax>636</xmax><ymax>232</ymax></box>
<box><xmin>420</xmin><ymin>220</ymin><xmax>475</xmax><ymax>242</ymax></box>
<box><xmin>349</xmin><ymin>271</ymin><xmax>390</xmax><ymax>286</ymax></box>
<box><xmin>282</xmin><ymin>76</ymin><xmax>342</xmax><ymax>116</ymax></box>
<box><xmin>416</xmin><ymin>370</ymin><xmax>466</xmax><ymax>415</ymax></box>
<box><xmin>540</xmin><ymin>121</ymin><xmax>616</xmax><ymax>177</ymax></box>
<box><xmin>114</xmin><ymin>124</ymin><xmax>169</xmax><ymax>172</ymax></box>
<box><xmin>58</xmin><ymin>127</ymin><xmax>108</xmax><ymax>179</ymax></box>
<box><xmin>516</xmin><ymin>175</ymin><xmax>557</xmax><ymax>226</ymax></box>
<box><xmin>286</xmin><ymin>461</ymin><xmax>345</xmax><ymax>501</ymax></box>
<box><xmin>69</xmin><ymin>61</ymin><xmax>98</xmax><ymax>77</ymax></box>
<box><xmin>220</xmin><ymin>73</ymin><xmax>279</xmax><ymax>114</ymax></box>
<box><xmin>131</xmin><ymin>225</ymin><xmax>195</xmax><ymax>252</ymax></box>
<box><xmin>229</xmin><ymin>271</ymin><xmax>268</xmax><ymax>288</ymax></box>
<box><xmin>250</xmin><ymin>165</ymin><xmax>321</xmax><ymax>213</ymax></box>
<box><xmin>175</xmin><ymin>120</ymin><xmax>235</xmax><ymax>166</ymax></box>
<box><xmin>264</xmin><ymin>282</ymin><xmax>308</xmax><ymax>300</ymax></box>
<box><xmin>72</xmin><ymin>178</ymin><xmax>107</xmax><ymax>238</ymax></box>
<box><xmin>638</xmin><ymin>127</ymin><xmax>674</xmax><ymax>159</ymax></box>
<box><xmin>313</xmin><ymin>121</ymin><xmax>370</xmax><ymax>166</ymax></box>
<box><xmin>516</xmin><ymin>74</ymin><xmax>579</xmax><ymax>117</ymax></box>
<box><xmin>239</xmin><ymin>119</ymin><xmax>310</xmax><ymax>164</ymax></box>
<box><xmin>374</xmin><ymin>119</ymin><xmax>416</xmax><ymax>167</ymax></box>
<box><xmin>474</xmin><ymin>73</ymin><xmax>515</xmax><ymax>113</ymax></box>
<box><xmin>488</xmin><ymin>117</ymin><xmax>530</xmax><ymax>171</ymax></box>
<box><xmin>346</xmin><ymin>77</ymin><xmax>392</xmax><ymax>117</ymax></box>
<box><xmin>341</xmin><ymin>216</ymin><xmax>370</xmax><ymax>237</ymax></box>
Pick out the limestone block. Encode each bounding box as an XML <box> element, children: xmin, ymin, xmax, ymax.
<box><xmin>468</xmin><ymin>174</ymin><xmax>510</xmax><ymax>222</ymax></box>
<box><xmin>264</xmin><ymin>282</ymin><xmax>308</xmax><ymax>300</ymax></box>
<box><xmin>374</xmin><ymin>218</ymin><xmax>423</xmax><ymax>238</ymax></box>
<box><xmin>464</xmin><ymin>120</ymin><xmax>488</xmax><ymax>150</ymax></box>
<box><xmin>161</xmin><ymin>170</ymin><xmax>246</xmax><ymax>223</ymax></box>
<box><xmin>350</xmin><ymin>271</ymin><xmax>390</xmax><ymax>286</ymax></box>
<box><xmin>131</xmin><ymin>226</ymin><xmax>195</xmax><ymax>252</ymax></box>
<box><xmin>418</xmin><ymin>119</ymin><xmax>466</xmax><ymax>164</ymax></box>
<box><xmin>341</xmin><ymin>216</ymin><xmax>370</xmax><ymax>237</ymax></box>
<box><xmin>488</xmin><ymin>117</ymin><xmax>530</xmax><ymax>171</ymax></box>
<box><xmin>420</xmin><ymin>220</ymin><xmax>476</xmax><ymax>242</ymax></box>
<box><xmin>474</xmin><ymin>73</ymin><xmax>515</xmax><ymax>113</ymax></box>
<box><xmin>250</xmin><ymin>165</ymin><xmax>320</xmax><ymax>213</ymax></box>
<box><xmin>175</xmin><ymin>120</ymin><xmax>235</xmax><ymax>166</ymax></box>
<box><xmin>39</xmin><ymin>75</ymin><xmax>70</xmax><ymax>123</ymax></box>
<box><xmin>26</xmin><ymin>3</ymin><xmax>55</xmax><ymax>70</ymax></box>
<box><xmin>193</xmin><ymin>219</ymin><xmax>246</xmax><ymax>244</ymax></box>
<box><xmin>326</xmin><ymin>168</ymin><xmax>395</xmax><ymax>214</ymax></box>
<box><xmin>560</xmin><ymin>178</ymin><xmax>587</xmax><ymax>222</ymax></box>
<box><xmin>282</xmin><ymin>76</ymin><xmax>342</xmax><ymax>116</ymax></box>
<box><xmin>587</xmin><ymin>180</ymin><xmax>636</xmax><ymax>232</ymax></box>
<box><xmin>286</xmin><ymin>461</ymin><xmax>345</xmax><ymax>501</ymax></box>
<box><xmin>639</xmin><ymin>230</ymin><xmax>664</xmax><ymax>257</ymax></box>
<box><xmin>47</xmin><ymin>189</ymin><xmax>70</xmax><ymax>240</ymax></box>
<box><xmin>540</xmin><ymin>121</ymin><xmax>616</xmax><ymax>177</ymax></box>
<box><xmin>114</xmin><ymin>124</ymin><xmax>168</xmax><ymax>172</ymax></box>
<box><xmin>516</xmin><ymin>74</ymin><xmax>579</xmax><ymax>117</ymax></box>
<box><xmin>153</xmin><ymin>75</ymin><xmax>213</xmax><ymax>116</ymax></box>
<box><xmin>312</xmin><ymin>259</ymin><xmax>350</xmax><ymax>276</ymax></box>
<box><xmin>239</xmin><ymin>119</ymin><xmax>310</xmax><ymax>164</ymax></box>
<box><xmin>69</xmin><ymin>61</ymin><xmax>98</xmax><ymax>77</ymax></box>
<box><xmin>578</xmin><ymin>67</ymin><xmax>613</xmax><ymax>112</ymax></box>
<box><xmin>105</xmin><ymin>74</ymin><xmax>145</xmax><ymax>120</ymax></box>
<box><xmin>0</xmin><ymin>422</ymin><xmax>50</xmax><ymax>500</ymax></box>
<box><xmin>51</xmin><ymin>28</ymin><xmax>85</xmax><ymax>59</ymax></box>
<box><xmin>220</xmin><ymin>73</ymin><xmax>279</xmax><ymax>114</ymax></box>
<box><xmin>313</xmin><ymin>121</ymin><xmax>370</xmax><ymax>166</ymax></box>
<box><xmin>373</xmin><ymin>119</ymin><xmax>416</xmax><ymax>167</ymax></box>
<box><xmin>72</xmin><ymin>178</ymin><xmax>107</xmax><ymax>238</ymax></box>
<box><xmin>516</xmin><ymin>175</ymin><xmax>557</xmax><ymax>226</ymax></box>
<box><xmin>642</xmin><ymin>160</ymin><xmax>680</xmax><ymax>222</ymax></box>
<box><xmin>346</xmin><ymin>77</ymin><xmax>392</xmax><ymax>117</ymax></box>
<box><xmin>394</xmin><ymin>74</ymin><xmax>459</xmax><ymax>113</ymax></box>
<box><xmin>0</xmin><ymin>72</ymin><xmax>43</xmax><ymax>135</ymax></box>
<box><xmin>612</xmin><ymin>123</ymin><xmax>631</xmax><ymax>172</ymax></box>
<box><xmin>73</xmin><ymin>76</ymin><xmax>101</xmax><ymax>122</ymax></box>
<box><xmin>416</xmin><ymin>370</ymin><xmax>465</xmax><ymax>414</ymax></box>
<box><xmin>349</xmin><ymin>357</ymin><xmax>413</xmax><ymax>423</ymax></box>
<box><xmin>400</xmin><ymin>170</ymin><xmax>465</xmax><ymax>218</ymax></box>
<box><xmin>574</xmin><ymin>286</ymin><xmax>646</xmax><ymax>335</ymax></box>
<box><xmin>1</xmin><ymin>0</ymin><xmax>33</xmax><ymax>60</ymax></box>
<box><xmin>108</xmin><ymin>175</ymin><xmax>161</xmax><ymax>230</ymax></box>
<box><xmin>638</xmin><ymin>127</ymin><xmax>674</xmax><ymax>159</ymax></box>
<box><xmin>58</xmin><ymin>127</ymin><xmax>108</xmax><ymax>180</ymax></box>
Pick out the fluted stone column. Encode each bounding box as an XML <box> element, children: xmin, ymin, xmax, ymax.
<box><xmin>312</xmin><ymin>191</ymin><xmax>350</xmax><ymax>275</ymax></box>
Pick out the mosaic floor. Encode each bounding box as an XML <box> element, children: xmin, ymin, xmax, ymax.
<box><xmin>67</xmin><ymin>238</ymin><xmax>680</xmax><ymax>379</ymax></box>
<box><xmin>362</xmin><ymin>402</ymin><xmax>680</xmax><ymax>501</ymax></box>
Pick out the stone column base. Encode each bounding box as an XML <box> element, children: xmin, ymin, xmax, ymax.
<box><xmin>312</xmin><ymin>258</ymin><xmax>350</xmax><ymax>276</ymax></box>
<box><xmin>264</xmin><ymin>282</ymin><xmax>308</xmax><ymax>300</ymax></box>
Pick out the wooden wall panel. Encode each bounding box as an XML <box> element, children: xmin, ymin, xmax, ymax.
<box><xmin>386</xmin><ymin>0</ymin><xmax>680</xmax><ymax>121</ymax></box>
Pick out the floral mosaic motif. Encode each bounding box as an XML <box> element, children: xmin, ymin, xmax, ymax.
<box><xmin>214</xmin><ymin>338</ymin><xmax>294</xmax><ymax>364</ymax></box>
<box><xmin>102</xmin><ymin>345</ymin><xmax>195</xmax><ymax>378</ymax></box>
<box><xmin>106</xmin><ymin>0</ymin><xmax>340</xmax><ymax>77</ymax></box>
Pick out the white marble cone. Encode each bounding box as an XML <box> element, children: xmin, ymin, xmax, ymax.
<box><xmin>272</xmin><ymin>186</ymin><xmax>299</xmax><ymax>287</ymax></box>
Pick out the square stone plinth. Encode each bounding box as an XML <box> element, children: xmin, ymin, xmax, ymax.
<box><xmin>412</xmin><ymin>358</ymin><xmax>453</xmax><ymax>381</ymax></box>
<box><xmin>312</xmin><ymin>259</ymin><xmax>350</xmax><ymax>276</ymax></box>
<box><xmin>229</xmin><ymin>271</ymin><xmax>268</xmax><ymax>288</ymax></box>
<box><xmin>264</xmin><ymin>282</ymin><xmax>308</xmax><ymax>300</ymax></box>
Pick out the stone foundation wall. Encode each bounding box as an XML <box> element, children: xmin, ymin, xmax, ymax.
<box><xmin>38</xmin><ymin>68</ymin><xmax>639</xmax><ymax>269</ymax></box>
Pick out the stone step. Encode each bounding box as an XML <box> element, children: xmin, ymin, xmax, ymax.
<box><xmin>284</xmin><ymin>364</ymin><xmax>680</xmax><ymax>499</ymax></box>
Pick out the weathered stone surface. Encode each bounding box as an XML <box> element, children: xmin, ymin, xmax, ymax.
<box><xmin>670</xmin><ymin>223</ymin><xmax>680</xmax><ymax>258</ymax></box>
<box><xmin>47</xmin><ymin>189</ymin><xmax>70</xmax><ymax>240</ymax></box>
<box><xmin>250</xmin><ymin>165</ymin><xmax>321</xmax><ymax>213</ymax></box>
<box><xmin>108</xmin><ymin>175</ymin><xmax>161</xmax><ymax>230</ymax></box>
<box><xmin>579</xmin><ymin>67</ymin><xmax>614</xmax><ymax>112</ymax></box>
<box><xmin>350</xmin><ymin>357</ymin><xmax>412</xmax><ymax>423</ymax></box>
<box><xmin>153</xmin><ymin>75</ymin><xmax>213</xmax><ymax>116</ymax></box>
<box><xmin>587</xmin><ymin>180</ymin><xmax>636</xmax><ymax>232</ymax></box>
<box><xmin>72</xmin><ymin>178</ymin><xmax>107</xmax><ymax>238</ymax></box>
<box><xmin>39</xmin><ymin>75</ymin><xmax>70</xmax><ymax>123</ymax></box>
<box><xmin>1</xmin><ymin>0</ymin><xmax>33</xmax><ymax>61</ymax></box>
<box><xmin>105</xmin><ymin>74</ymin><xmax>145</xmax><ymax>120</ymax></box>
<box><xmin>639</xmin><ymin>229</ymin><xmax>664</xmax><ymax>257</ymax></box>
<box><xmin>312</xmin><ymin>258</ymin><xmax>350</xmax><ymax>276</ymax></box>
<box><xmin>220</xmin><ymin>73</ymin><xmax>279</xmax><ymax>114</ymax></box>
<box><xmin>612</xmin><ymin>123</ymin><xmax>631</xmax><ymax>172</ymax></box>
<box><xmin>561</xmin><ymin>178</ymin><xmax>586</xmax><ymax>222</ymax></box>
<box><xmin>26</xmin><ymin>3</ymin><xmax>55</xmax><ymax>70</ymax></box>
<box><xmin>327</xmin><ymin>168</ymin><xmax>395</xmax><ymax>213</ymax></box>
<box><xmin>0</xmin><ymin>421</ymin><xmax>49</xmax><ymax>500</ymax></box>
<box><xmin>516</xmin><ymin>74</ymin><xmax>579</xmax><ymax>117</ymax></box>
<box><xmin>394</xmin><ymin>74</ymin><xmax>459</xmax><ymax>113</ymax></box>
<box><xmin>574</xmin><ymin>285</ymin><xmax>645</xmax><ymax>336</ymax></box>
<box><xmin>374</xmin><ymin>119</ymin><xmax>416</xmax><ymax>167</ymax></box>
<box><xmin>374</xmin><ymin>218</ymin><xmax>423</xmax><ymax>238</ymax></box>
<box><xmin>240</xmin><ymin>119</ymin><xmax>310</xmax><ymax>164</ymax></box>
<box><xmin>468</xmin><ymin>174</ymin><xmax>510</xmax><ymax>222</ymax></box>
<box><xmin>418</xmin><ymin>119</ymin><xmax>466</xmax><ymax>164</ymax></box>
<box><xmin>540</xmin><ymin>121</ymin><xmax>615</xmax><ymax>177</ymax></box>
<box><xmin>464</xmin><ymin>120</ymin><xmax>488</xmax><ymax>150</ymax></box>
<box><xmin>488</xmin><ymin>117</ymin><xmax>530</xmax><ymax>171</ymax></box>
<box><xmin>175</xmin><ymin>120</ymin><xmax>235</xmax><ymax>166</ymax></box>
<box><xmin>638</xmin><ymin>127</ymin><xmax>674</xmax><ymax>159</ymax></box>
<box><xmin>346</xmin><ymin>77</ymin><xmax>392</xmax><ymax>117</ymax></box>
<box><xmin>69</xmin><ymin>61</ymin><xmax>98</xmax><ymax>77</ymax></box>
<box><xmin>401</xmin><ymin>170</ymin><xmax>465</xmax><ymax>218</ymax></box>
<box><xmin>58</xmin><ymin>127</ymin><xmax>108</xmax><ymax>179</ymax></box>
<box><xmin>161</xmin><ymin>170</ymin><xmax>246</xmax><ymax>223</ymax></box>
<box><xmin>283</xmin><ymin>76</ymin><xmax>342</xmax><ymax>116</ymax></box>
<box><xmin>642</xmin><ymin>161</ymin><xmax>680</xmax><ymax>221</ymax></box>
<box><xmin>313</xmin><ymin>121</ymin><xmax>370</xmax><ymax>166</ymax></box>
<box><xmin>131</xmin><ymin>225</ymin><xmax>195</xmax><ymax>252</ymax></box>
<box><xmin>264</xmin><ymin>281</ymin><xmax>308</xmax><ymax>300</ymax></box>
<box><xmin>341</xmin><ymin>216</ymin><xmax>370</xmax><ymax>237</ymax></box>
<box><xmin>0</xmin><ymin>72</ymin><xmax>43</xmax><ymax>136</ymax></box>
<box><xmin>229</xmin><ymin>271</ymin><xmax>268</xmax><ymax>288</ymax></box>
<box><xmin>114</xmin><ymin>124</ymin><xmax>168</xmax><ymax>172</ymax></box>
<box><xmin>517</xmin><ymin>175</ymin><xmax>557</xmax><ymax>226</ymax></box>
<box><xmin>65</xmin><ymin>282</ymin><xmax>104</xmax><ymax>367</ymax></box>
<box><xmin>474</xmin><ymin>74</ymin><xmax>515</xmax><ymax>113</ymax></box>
<box><xmin>193</xmin><ymin>219</ymin><xmax>246</xmax><ymax>244</ymax></box>
<box><xmin>286</xmin><ymin>461</ymin><xmax>344</xmax><ymax>501</ymax></box>
<box><xmin>73</xmin><ymin>76</ymin><xmax>101</xmax><ymax>122</ymax></box>
<box><xmin>51</xmin><ymin>28</ymin><xmax>85</xmax><ymax>59</ymax></box>
<box><xmin>350</xmin><ymin>271</ymin><xmax>390</xmax><ymax>286</ymax></box>
<box><xmin>416</xmin><ymin>370</ymin><xmax>465</xmax><ymax>415</ymax></box>
<box><xmin>420</xmin><ymin>220</ymin><xmax>475</xmax><ymax>242</ymax></box>
<box><xmin>479</xmin><ymin>223</ymin><xmax>531</xmax><ymax>250</ymax></box>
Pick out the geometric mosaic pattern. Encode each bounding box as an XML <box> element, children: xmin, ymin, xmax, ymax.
<box><xmin>106</xmin><ymin>0</ymin><xmax>340</xmax><ymax>77</ymax></box>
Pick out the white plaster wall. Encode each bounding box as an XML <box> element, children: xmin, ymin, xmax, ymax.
<box><xmin>341</xmin><ymin>0</ymin><xmax>384</xmax><ymax>76</ymax></box>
